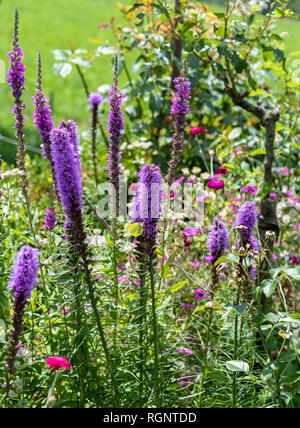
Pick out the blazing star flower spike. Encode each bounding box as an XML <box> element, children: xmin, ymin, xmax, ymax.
<box><xmin>235</xmin><ymin>201</ymin><xmax>258</xmax><ymax>237</ymax></box>
<box><xmin>207</xmin><ymin>218</ymin><xmax>229</xmax><ymax>262</ymax></box>
<box><xmin>8</xmin><ymin>246</ymin><xmax>40</xmax><ymax>301</ymax></box>
<box><xmin>50</xmin><ymin>126</ymin><xmax>82</xmax><ymax>217</ymax></box>
<box><xmin>166</xmin><ymin>69</ymin><xmax>191</xmax><ymax>185</ymax></box>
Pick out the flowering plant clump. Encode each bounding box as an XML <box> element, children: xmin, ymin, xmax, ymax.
<box><xmin>0</xmin><ymin>2</ymin><xmax>299</xmax><ymax>411</ymax></box>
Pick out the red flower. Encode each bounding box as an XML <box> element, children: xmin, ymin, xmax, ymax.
<box><xmin>216</xmin><ymin>166</ymin><xmax>228</xmax><ymax>175</ymax></box>
<box><xmin>207</xmin><ymin>180</ymin><xmax>224</xmax><ymax>190</ymax></box>
<box><xmin>189</xmin><ymin>126</ymin><xmax>205</xmax><ymax>135</ymax></box>
<box><xmin>45</xmin><ymin>356</ymin><xmax>71</xmax><ymax>371</ymax></box>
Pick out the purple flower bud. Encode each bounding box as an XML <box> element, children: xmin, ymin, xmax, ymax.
<box><xmin>88</xmin><ymin>92</ymin><xmax>103</xmax><ymax>106</ymax></box>
<box><xmin>32</xmin><ymin>89</ymin><xmax>54</xmax><ymax>160</ymax></box>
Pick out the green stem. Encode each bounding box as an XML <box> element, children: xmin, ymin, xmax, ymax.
<box><xmin>198</xmin><ymin>305</ymin><xmax>213</xmax><ymax>408</ymax></box>
<box><xmin>149</xmin><ymin>257</ymin><xmax>160</xmax><ymax>407</ymax></box>
<box><xmin>232</xmin><ymin>281</ymin><xmax>241</xmax><ymax>408</ymax></box>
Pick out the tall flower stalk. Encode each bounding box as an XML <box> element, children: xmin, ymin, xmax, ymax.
<box><xmin>107</xmin><ymin>55</ymin><xmax>125</xmax><ymax>217</ymax></box>
<box><xmin>88</xmin><ymin>92</ymin><xmax>103</xmax><ymax>185</ymax></box>
<box><xmin>32</xmin><ymin>53</ymin><xmax>56</xmax><ymax>192</ymax></box>
<box><xmin>107</xmin><ymin>55</ymin><xmax>125</xmax><ymax>347</ymax></box>
<box><xmin>166</xmin><ymin>62</ymin><xmax>191</xmax><ymax>186</ymax></box>
<box><xmin>198</xmin><ymin>218</ymin><xmax>229</xmax><ymax>407</ymax></box>
<box><xmin>50</xmin><ymin>122</ymin><xmax>119</xmax><ymax>406</ymax></box>
<box><xmin>7</xmin><ymin>7</ymin><xmax>33</xmax><ymax>232</ymax></box>
<box><xmin>132</xmin><ymin>164</ymin><xmax>162</xmax><ymax>406</ymax></box>
<box><xmin>3</xmin><ymin>246</ymin><xmax>39</xmax><ymax>400</ymax></box>
<box><xmin>232</xmin><ymin>201</ymin><xmax>260</xmax><ymax>408</ymax></box>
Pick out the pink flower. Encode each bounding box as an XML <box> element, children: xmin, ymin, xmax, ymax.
<box><xmin>208</xmin><ymin>180</ymin><xmax>224</xmax><ymax>190</ymax></box>
<box><xmin>130</xmin><ymin>182</ymin><xmax>139</xmax><ymax>192</ymax></box>
<box><xmin>189</xmin><ymin>126</ymin><xmax>205</xmax><ymax>135</ymax></box>
<box><xmin>188</xmin><ymin>261</ymin><xmax>203</xmax><ymax>267</ymax></box>
<box><xmin>176</xmin><ymin>347</ymin><xmax>193</xmax><ymax>355</ymax></box>
<box><xmin>216</xmin><ymin>166</ymin><xmax>228</xmax><ymax>175</ymax></box>
<box><xmin>205</xmin><ymin>256</ymin><xmax>214</xmax><ymax>263</ymax></box>
<box><xmin>172</xmin><ymin>176</ymin><xmax>185</xmax><ymax>187</ymax></box>
<box><xmin>182</xmin><ymin>228</ymin><xmax>201</xmax><ymax>239</ymax></box>
<box><xmin>291</xmin><ymin>256</ymin><xmax>300</xmax><ymax>265</ymax></box>
<box><xmin>45</xmin><ymin>356</ymin><xmax>71</xmax><ymax>370</ymax></box>
<box><xmin>269</xmin><ymin>193</ymin><xmax>280</xmax><ymax>199</ymax></box>
<box><xmin>272</xmin><ymin>253</ymin><xmax>278</xmax><ymax>260</ymax></box>
<box><xmin>194</xmin><ymin>288</ymin><xmax>210</xmax><ymax>301</ymax></box>
<box><xmin>118</xmin><ymin>274</ymin><xmax>130</xmax><ymax>284</ymax></box>
<box><xmin>241</xmin><ymin>184</ymin><xmax>258</xmax><ymax>195</ymax></box>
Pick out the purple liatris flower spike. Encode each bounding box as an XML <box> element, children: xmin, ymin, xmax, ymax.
<box><xmin>88</xmin><ymin>92</ymin><xmax>103</xmax><ymax>185</ymax></box>
<box><xmin>107</xmin><ymin>56</ymin><xmax>125</xmax><ymax>215</ymax></box>
<box><xmin>50</xmin><ymin>125</ymin><xmax>82</xmax><ymax>219</ymax></box>
<box><xmin>132</xmin><ymin>164</ymin><xmax>162</xmax><ymax>258</ymax></box>
<box><xmin>43</xmin><ymin>208</ymin><xmax>58</xmax><ymax>230</ymax></box>
<box><xmin>235</xmin><ymin>201</ymin><xmax>258</xmax><ymax>237</ymax></box>
<box><xmin>8</xmin><ymin>246</ymin><xmax>39</xmax><ymax>302</ymax></box>
<box><xmin>235</xmin><ymin>201</ymin><xmax>260</xmax><ymax>285</ymax></box>
<box><xmin>4</xmin><ymin>246</ymin><xmax>39</xmax><ymax>392</ymax></box>
<box><xmin>32</xmin><ymin>54</ymin><xmax>54</xmax><ymax>161</ymax></box>
<box><xmin>166</xmin><ymin>64</ymin><xmax>191</xmax><ymax>185</ymax></box>
<box><xmin>207</xmin><ymin>218</ymin><xmax>229</xmax><ymax>263</ymax></box>
<box><xmin>7</xmin><ymin>7</ymin><xmax>28</xmax><ymax>195</ymax></box>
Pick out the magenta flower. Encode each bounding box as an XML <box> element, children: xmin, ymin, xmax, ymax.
<box><xmin>241</xmin><ymin>184</ymin><xmax>258</xmax><ymax>195</ymax></box>
<box><xmin>189</xmin><ymin>126</ymin><xmax>205</xmax><ymax>135</ymax></box>
<box><xmin>194</xmin><ymin>288</ymin><xmax>210</xmax><ymax>301</ymax></box>
<box><xmin>216</xmin><ymin>166</ymin><xmax>228</xmax><ymax>175</ymax></box>
<box><xmin>45</xmin><ymin>356</ymin><xmax>71</xmax><ymax>371</ymax></box>
<box><xmin>182</xmin><ymin>228</ymin><xmax>201</xmax><ymax>239</ymax></box>
<box><xmin>269</xmin><ymin>193</ymin><xmax>280</xmax><ymax>199</ymax></box>
<box><xmin>208</xmin><ymin>180</ymin><xmax>224</xmax><ymax>190</ymax></box>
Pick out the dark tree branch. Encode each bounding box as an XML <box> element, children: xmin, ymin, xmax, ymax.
<box><xmin>224</xmin><ymin>82</ymin><xmax>281</xmax><ymax>244</ymax></box>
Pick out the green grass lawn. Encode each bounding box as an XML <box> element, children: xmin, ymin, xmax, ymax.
<box><xmin>0</xmin><ymin>0</ymin><xmax>130</xmax><ymax>161</ymax></box>
<box><xmin>0</xmin><ymin>0</ymin><xmax>298</xmax><ymax>162</ymax></box>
